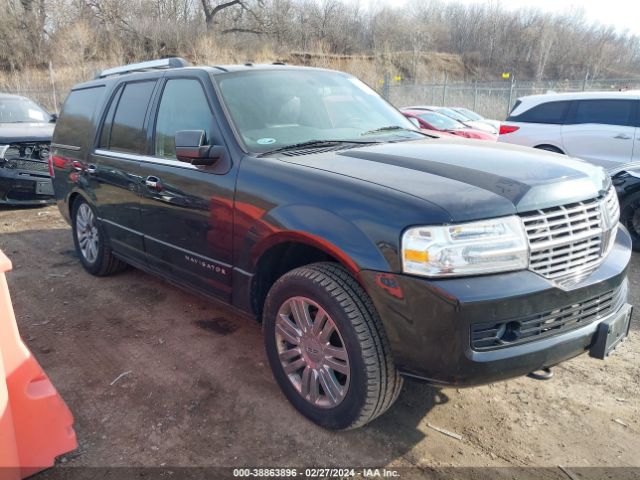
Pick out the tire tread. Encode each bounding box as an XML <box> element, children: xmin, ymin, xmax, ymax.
<box><xmin>269</xmin><ymin>262</ymin><xmax>403</xmax><ymax>429</ymax></box>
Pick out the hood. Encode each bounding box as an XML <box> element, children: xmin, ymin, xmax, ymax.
<box><xmin>0</xmin><ymin>122</ymin><xmax>54</xmax><ymax>143</ymax></box>
<box><xmin>280</xmin><ymin>138</ymin><xmax>610</xmax><ymax>222</ymax></box>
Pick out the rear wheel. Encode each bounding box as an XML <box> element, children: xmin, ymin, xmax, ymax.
<box><xmin>263</xmin><ymin>262</ymin><xmax>403</xmax><ymax>430</ymax></box>
<box><xmin>620</xmin><ymin>191</ymin><xmax>640</xmax><ymax>251</ymax></box>
<box><xmin>72</xmin><ymin>198</ymin><xmax>127</xmax><ymax>275</ymax></box>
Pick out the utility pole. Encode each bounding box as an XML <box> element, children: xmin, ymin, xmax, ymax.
<box><xmin>507</xmin><ymin>74</ymin><xmax>516</xmax><ymax>117</ymax></box>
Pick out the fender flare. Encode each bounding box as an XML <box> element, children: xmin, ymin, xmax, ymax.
<box><xmin>246</xmin><ymin>204</ymin><xmax>392</xmax><ymax>276</ymax></box>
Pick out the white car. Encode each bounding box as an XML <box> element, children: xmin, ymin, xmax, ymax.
<box><xmin>405</xmin><ymin>106</ymin><xmax>498</xmax><ymax>135</ymax></box>
<box><xmin>452</xmin><ymin>107</ymin><xmax>501</xmax><ymax>133</ymax></box>
<box><xmin>498</xmin><ymin>91</ymin><xmax>640</xmax><ymax>169</ymax></box>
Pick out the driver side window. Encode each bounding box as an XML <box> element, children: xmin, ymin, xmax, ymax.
<box><xmin>154</xmin><ymin>79</ymin><xmax>215</xmax><ymax>158</ymax></box>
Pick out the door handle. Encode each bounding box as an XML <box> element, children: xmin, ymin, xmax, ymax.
<box><xmin>145</xmin><ymin>176</ymin><xmax>162</xmax><ymax>191</ymax></box>
<box><xmin>86</xmin><ymin>164</ymin><xmax>97</xmax><ymax>174</ymax></box>
<box><xmin>614</xmin><ymin>133</ymin><xmax>632</xmax><ymax>140</ymax></box>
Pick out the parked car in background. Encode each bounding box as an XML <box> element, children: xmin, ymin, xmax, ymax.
<box><xmin>52</xmin><ymin>58</ymin><xmax>632</xmax><ymax>430</ymax></box>
<box><xmin>452</xmin><ymin>107</ymin><xmax>501</xmax><ymax>132</ymax></box>
<box><xmin>405</xmin><ymin>105</ymin><xmax>498</xmax><ymax>135</ymax></box>
<box><xmin>0</xmin><ymin>93</ymin><xmax>55</xmax><ymax>205</ymax></box>
<box><xmin>611</xmin><ymin>165</ymin><xmax>640</xmax><ymax>251</ymax></box>
<box><xmin>498</xmin><ymin>91</ymin><xmax>640</xmax><ymax>169</ymax></box>
<box><xmin>401</xmin><ymin>108</ymin><xmax>496</xmax><ymax>141</ymax></box>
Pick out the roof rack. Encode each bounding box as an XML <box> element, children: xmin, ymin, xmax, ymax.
<box><xmin>96</xmin><ymin>57</ymin><xmax>191</xmax><ymax>79</ymax></box>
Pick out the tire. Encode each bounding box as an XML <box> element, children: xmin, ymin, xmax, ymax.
<box><xmin>263</xmin><ymin>262</ymin><xmax>403</xmax><ymax>430</ymax></box>
<box><xmin>534</xmin><ymin>144</ymin><xmax>564</xmax><ymax>154</ymax></box>
<box><xmin>71</xmin><ymin>198</ymin><xmax>128</xmax><ymax>276</ymax></box>
<box><xmin>620</xmin><ymin>191</ymin><xmax>640</xmax><ymax>251</ymax></box>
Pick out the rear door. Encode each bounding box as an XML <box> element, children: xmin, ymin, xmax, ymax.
<box><xmin>137</xmin><ymin>73</ymin><xmax>236</xmax><ymax>301</ymax></box>
<box><xmin>561</xmin><ymin>99</ymin><xmax>636</xmax><ymax>168</ymax></box>
<box><xmin>91</xmin><ymin>79</ymin><xmax>158</xmax><ymax>263</ymax></box>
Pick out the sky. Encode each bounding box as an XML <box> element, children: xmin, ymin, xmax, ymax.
<box><xmin>359</xmin><ymin>0</ymin><xmax>640</xmax><ymax>36</ymax></box>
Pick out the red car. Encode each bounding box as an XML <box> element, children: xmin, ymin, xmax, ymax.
<box><xmin>401</xmin><ymin>109</ymin><xmax>496</xmax><ymax>141</ymax></box>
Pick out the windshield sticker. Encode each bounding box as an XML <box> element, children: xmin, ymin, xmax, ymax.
<box><xmin>257</xmin><ymin>138</ymin><xmax>276</xmax><ymax>145</ymax></box>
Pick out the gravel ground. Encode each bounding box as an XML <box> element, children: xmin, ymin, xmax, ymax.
<box><xmin>1</xmin><ymin>205</ymin><xmax>639</xmax><ymax>478</ymax></box>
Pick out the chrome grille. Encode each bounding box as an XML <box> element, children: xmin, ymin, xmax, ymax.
<box><xmin>1</xmin><ymin>142</ymin><xmax>51</xmax><ymax>175</ymax></box>
<box><xmin>10</xmin><ymin>159</ymin><xmax>49</xmax><ymax>172</ymax></box>
<box><xmin>520</xmin><ymin>187</ymin><xmax>619</xmax><ymax>287</ymax></box>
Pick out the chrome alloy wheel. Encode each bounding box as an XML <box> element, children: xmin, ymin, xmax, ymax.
<box><xmin>76</xmin><ymin>203</ymin><xmax>99</xmax><ymax>264</ymax></box>
<box><xmin>275</xmin><ymin>296</ymin><xmax>350</xmax><ymax>408</ymax></box>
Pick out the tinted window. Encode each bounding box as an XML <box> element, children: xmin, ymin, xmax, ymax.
<box><xmin>98</xmin><ymin>86</ymin><xmax>122</xmax><ymax>148</ymax></box>
<box><xmin>109</xmin><ymin>81</ymin><xmax>156</xmax><ymax>154</ymax></box>
<box><xmin>154</xmin><ymin>79</ymin><xmax>215</xmax><ymax>158</ymax></box>
<box><xmin>573</xmin><ymin>100</ymin><xmax>633</xmax><ymax>126</ymax></box>
<box><xmin>510</xmin><ymin>101</ymin><xmax>569</xmax><ymax>124</ymax></box>
<box><xmin>54</xmin><ymin>86</ymin><xmax>105</xmax><ymax>147</ymax></box>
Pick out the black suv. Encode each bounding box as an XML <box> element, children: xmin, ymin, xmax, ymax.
<box><xmin>51</xmin><ymin>58</ymin><xmax>633</xmax><ymax>430</ymax></box>
<box><xmin>0</xmin><ymin>93</ymin><xmax>56</xmax><ymax>205</ymax></box>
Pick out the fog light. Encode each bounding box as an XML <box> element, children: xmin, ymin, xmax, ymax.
<box><xmin>497</xmin><ymin>321</ymin><xmax>521</xmax><ymax>343</ymax></box>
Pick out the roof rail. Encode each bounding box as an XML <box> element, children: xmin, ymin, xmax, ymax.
<box><xmin>96</xmin><ymin>57</ymin><xmax>191</xmax><ymax>79</ymax></box>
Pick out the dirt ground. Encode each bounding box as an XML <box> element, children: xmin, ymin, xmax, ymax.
<box><xmin>1</xmin><ymin>205</ymin><xmax>639</xmax><ymax>478</ymax></box>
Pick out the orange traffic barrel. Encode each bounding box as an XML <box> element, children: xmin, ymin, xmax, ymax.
<box><xmin>0</xmin><ymin>250</ymin><xmax>77</xmax><ymax>479</ymax></box>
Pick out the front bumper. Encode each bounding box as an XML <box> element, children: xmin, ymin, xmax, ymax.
<box><xmin>361</xmin><ymin>226</ymin><xmax>633</xmax><ymax>387</ymax></box>
<box><xmin>0</xmin><ymin>169</ymin><xmax>54</xmax><ymax>205</ymax></box>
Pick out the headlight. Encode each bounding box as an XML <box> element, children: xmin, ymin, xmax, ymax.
<box><xmin>0</xmin><ymin>145</ymin><xmax>8</xmax><ymax>160</ymax></box>
<box><xmin>401</xmin><ymin>216</ymin><xmax>529</xmax><ymax>277</ymax></box>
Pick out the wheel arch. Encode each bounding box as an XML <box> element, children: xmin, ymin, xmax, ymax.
<box><xmin>249</xmin><ymin>234</ymin><xmax>361</xmax><ymax>320</ymax></box>
<box><xmin>534</xmin><ymin>144</ymin><xmax>565</xmax><ymax>154</ymax></box>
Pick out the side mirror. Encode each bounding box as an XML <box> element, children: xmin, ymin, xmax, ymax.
<box><xmin>175</xmin><ymin>130</ymin><xmax>224</xmax><ymax>166</ymax></box>
<box><xmin>50</xmin><ymin>113</ymin><xmax>58</xmax><ymax>123</ymax></box>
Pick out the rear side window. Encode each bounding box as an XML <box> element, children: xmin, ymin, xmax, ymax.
<box><xmin>108</xmin><ymin>81</ymin><xmax>156</xmax><ymax>154</ymax></box>
<box><xmin>573</xmin><ymin>100</ymin><xmax>633</xmax><ymax>126</ymax></box>
<box><xmin>54</xmin><ymin>86</ymin><xmax>105</xmax><ymax>147</ymax></box>
<box><xmin>508</xmin><ymin>101</ymin><xmax>569</xmax><ymax>124</ymax></box>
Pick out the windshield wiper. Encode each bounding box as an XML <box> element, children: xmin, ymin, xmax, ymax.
<box><xmin>361</xmin><ymin>125</ymin><xmax>428</xmax><ymax>137</ymax></box>
<box><xmin>257</xmin><ymin>139</ymin><xmax>379</xmax><ymax>157</ymax></box>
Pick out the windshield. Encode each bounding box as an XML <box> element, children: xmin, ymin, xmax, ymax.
<box><xmin>215</xmin><ymin>70</ymin><xmax>422</xmax><ymax>153</ymax></box>
<box><xmin>457</xmin><ymin>108</ymin><xmax>483</xmax><ymax>121</ymax></box>
<box><xmin>436</xmin><ymin>107</ymin><xmax>469</xmax><ymax>123</ymax></box>
<box><xmin>0</xmin><ymin>97</ymin><xmax>51</xmax><ymax>123</ymax></box>
<box><xmin>417</xmin><ymin>112</ymin><xmax>466</xmax><ymax>130</ymax></box>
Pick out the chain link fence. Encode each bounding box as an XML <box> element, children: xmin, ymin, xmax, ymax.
<box><xmin>385</xmin><ymin>77</ymin><xmax>640</xmax><ymax>121</ymax></box>
<box><xmin>0</xmin><ymin>85</ymin><xmax>75</xmax><ymax>114</ymax></box>
<box><xmin>4</xmin><ymin>76</ymin><xmax>640</xmax><ymax>120</ymax></box>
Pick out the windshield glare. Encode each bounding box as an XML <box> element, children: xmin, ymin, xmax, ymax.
<box><xmin>418</xmin><ymin>112</ymin><xmax>465</xmax><ymax>130</ymax></box>
<box><xmin>437</xmin><ymin>107</ymin><xmax>469</xmax><ymax>123</ymax></box>
<box><xmin>215</xmin><ymin>70</ymin><xmax>422</xmax><ymax>153</ymax></box>
<box><xmin>0</xmin><ymin>97</ymin><xmax>50</xmax><ymax>123</ymax></box>
<box><xmin>458</xmin><ymin>108</ymin><xmax>483</xmax><ymax>121</ymax></box>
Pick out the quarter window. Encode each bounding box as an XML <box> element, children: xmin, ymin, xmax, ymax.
<box><xmin>573</xmin><ymin>100</ymin><xmax>633</xmax><ymax>126</ymax></box>
<box><xmin>154</xmin><ymin>79</ymin><xmax>215</xmax><ymax>158</ymax></box>
<box><xmin>109</xmin><ymin>81</ymin><xmax>156</xmax><ymax>154</ymax></box>
<box><xmin>55</xmin><ymin>86</ymin><xmax>105</xmax><ymax>147</ymax></box>
<box><xmin>510</xmin><ymin>101</ymin><xmax>569</xmax><ymax>124</ymax></box>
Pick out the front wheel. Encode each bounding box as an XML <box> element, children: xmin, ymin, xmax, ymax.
<box><xmin>620</xmin><ymin>191</ymin><xmax>640</xmax><ymax>251</ymax></box>
<box><xmin>263</xmin><ymin>262</ymin><xmax>403</xmax><ymax>430</ymax></box>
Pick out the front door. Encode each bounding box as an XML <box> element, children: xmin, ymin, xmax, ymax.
<box><xmin>138</xmin><ymin>75</ymin><xmax>236</xmax><ymax>301</ymax></box>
